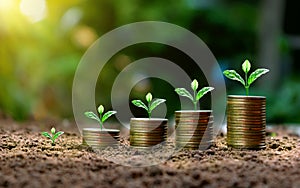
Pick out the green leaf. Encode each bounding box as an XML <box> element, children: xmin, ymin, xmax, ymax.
<box><xmin>248</xmin><ymin>68</ymin><xmax>269</xmax><ymax>86</ymax></box>
<box><xmin>175</xmin><ymin>88</ymin><xmax>193</xmax><ymax>101</ymax></box>
<box><xmin>191</xmin><ymin>79</ymin><xmax>198</xmax><ymax>91</ymax></box>
<box><xmin>101</xmin><ymin>111</ymin><xmax>117</xmax><ymax>123</ymax></box>
<box><xmin>98</xmin><ymin>105</ymin><xmax>104</xmax><ymax>115</ymax></box>
<box><xmin>52</xmin><ymin>131</ymin><xmax>64</xmax><ymax>141</ymax></box>
<box><xmin>149</xmin><ymin>98</ymin><xmax>166</xmax><ymax>112</ymax></box>
<box><xmin>223</xmin><ymin>70</ymin><xmax>245</xmax><ymax>86</ymax></box>
<box><xmin>84</xmin><ymin>111</ymin><xmax>101</xmax><ymax>123</ymax></box>
<box><xmin>196</xmin><ymin>87</ymin><xmax>214</xmax><ymax>101</ymax></box>
<box><xmin>41</xmin><ymin>132</ymin><xmax>52</xmax><ymax>139</ymax></box>
<box><xmin>146</xmin><ymin>93</ymin><xmax>152</xmax><ymax>103</ymax></box>
<box><xmin>51</xmin><ymin>127</ymin><xmax>55</xmax><ymax>134</ymax></box>
<box><xmin>132</xmin><ymin>100</ymin><xmax>148</xmax><ymax>111</ymax></box>
<box><xmin>242</xmin><ymin>59</ymin><xmax>251</xmax><ymax>73</ymax></box>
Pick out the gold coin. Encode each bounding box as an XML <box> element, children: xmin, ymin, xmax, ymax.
<box><xmin>227</xmin><ymin>95</ymin><xmax>266</xmax><ymax>99</ymax></box>
<box><xmin>175</xmin><ymin>127</ymin><xmax>212</xmax><ymax>132</ymax></box>
<box><xmin>130</xmin><ymin>142</ymin><xmax>162</xmax><ymax>147</ymax></box>
<box><xmin>130</xmin><ymin>118</ymin><xmax>168</xmax><ymax>126</ymax></box>
<box><xmin>82</xmin><ymin>128</ymin><xmax>120</xmax><ymax>147</ymax></box>
<box><xmin>175</xmin><ymin>110</ymin><xmax>212</xmax><ymax>115</ymax></box>
<box><xmin>130</xmin><ymin>126</ymin><xmax>167</xmax><ymax>130</ymax></box>
<box><xmin>130</xmin><ymin>136</ymin><xmax>166</xmax><ymax>140</ymax></box>
<box><xmin>130</xmin><ymin>132</ymin><xmax>166</xmax><ymax>136</ymax></box>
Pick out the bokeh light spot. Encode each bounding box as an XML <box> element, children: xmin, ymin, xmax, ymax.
<box><xmin>20</xmin><ymin>0</ymin><xmax>47</xmax><ymax>23</ymax></box>
<box><xmin>0</xmin><ymin>0</ymin><xmax>14</xmax><ymax>11</ymax></box>
<box><xmin>72</xmin><ymin>26</ymin><xmax>98</xmax><ymax>49</ymax></box>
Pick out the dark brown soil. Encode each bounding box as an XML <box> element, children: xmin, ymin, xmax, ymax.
<box><xmin>0</xmin><ymin>118</ymin><xmax>299</xmax><ymax>188</ymax></box>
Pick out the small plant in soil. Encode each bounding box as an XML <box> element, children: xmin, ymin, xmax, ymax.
<box><xmin>175</xmin><ymin>79</ymin><xmax>214</xmax><ymax>110</ymax></box>
<box><xmin>84</xmin><ymin>105</ymin><xmax>117</xmax><ymax>130</ymax></box>
<box><xmin>223</xmin><ymin>59</ymin><xmax>269</xmax><ymax>95</ymax></box>
<box><xmin>132</xmin><ymin>92</ymin><xmax>166</xmax><ymax>118</ymax></box>
<box><xmin>41</xmin><ymin>127</ymin><xmax>64</xmax><ymax>146</ymax></box>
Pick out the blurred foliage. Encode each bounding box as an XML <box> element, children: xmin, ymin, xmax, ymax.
<box><xmin>0</xmin><ymin>0</ymin><xmax>297</xmax><ymax>123</ymax></box>
<box><xmin>267</xmin><ymin>78</ymin><xmax>300</xmax><ymax>123</ymax></box>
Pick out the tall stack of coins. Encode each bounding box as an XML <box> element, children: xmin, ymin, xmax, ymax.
<box><xmin>227</xmin><ymin>95</ymin><xmax>266</xmax><ymax>149</ymax></box>
<box><xmin>175</xmin><ymin>110</ymin><xmax>213</xmax><ymax>150</ymax></box>
<box><xmin>130</xmin><ymin>118</ymin><xmax>168</xmax><ymax>149</ymax></box>
<box><xmin>82</xmin><ymin>128</ymin><xmax>120</xmax><ymax>149</ymax></box>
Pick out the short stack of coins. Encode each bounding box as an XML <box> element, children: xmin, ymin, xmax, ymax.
<box><xmin>82</xmin><ymin>128</ymin><xmax>120</xmax><ymax>149</ymax></box>
<box><xmin>130</xmin><ymin>118</ymin><xmax>168</xmax><ymax>149</ymax></box>
<box><xmin>175</xmin><ymin>110</ymin><xmax>213</xmax><ymax>150</ymax></box>
<box><xmin>227</xmin><ymin>95</ymin><xmax>266</xmax><ymax>149</ymax></box>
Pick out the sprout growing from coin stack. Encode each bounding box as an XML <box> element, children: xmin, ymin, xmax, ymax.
<box><xmin>132</xmin><ymin>92</ymin><xmax>166</xmax><ymax>119</ymax></box>
<box><xmin>84</xmin><ymin>105</ymin><xmax>117</xmax><ymax>130</ymax></box>
<box><xmin>130</xmin><ymin>92</ymin><xmax>168</xmax><ymax>149</ymax></box>
<box><xmin>83</xmin><ymin>105</ymin><xmax>119</xmax><ymax>149</ymax></box>
<box><xmin>175</xmin><ymin>79</ymin><xmax>214</xmax><ymax>110</ymax></box>
<box><xmin>174</xmin><ymin>79</ymin><xmax>214</xmax><ymax>150</ymax></box>
<box><xmin>223</xmin><ymin>59</ymin><xmax>269</xmax><ymax>95</ymax></box>
<box><xmin>223</xmin><ymin>59</ymin><xmax>269</xmax><ymax>149</ymax></box>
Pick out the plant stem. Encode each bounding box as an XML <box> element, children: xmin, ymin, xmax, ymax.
<box><xmin>148</xmin><ymin>101</ymin><xmax>151</xmax><ymax>119</ymax></box>
<box><xmin>99</xmin><ymin>114</ymin><xmax>103</xmax><ymax>130</ymax></box>
<box><xmin>245</xmin><ymin>72</ymin><xmax>249</xmax><ymax>96</ymax></box>
<box><xmin>193</xmin><ymin>89</ymin><xmax>197</xmax><ymax>110</ymax></box>
<box><xmin>245</xmin><ymin>86</ymin><xmax>249</xmax><ymax>96</ymax></box>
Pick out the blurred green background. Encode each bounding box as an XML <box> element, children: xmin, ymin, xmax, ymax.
<box><xmin>0</xmin><ymin>0</ymin><xmax>299</xmax><ymax>123</ymax></box>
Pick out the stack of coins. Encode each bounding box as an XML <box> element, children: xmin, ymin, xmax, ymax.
<box><xmin>82</xmin><ymin>128</ymin><xmax>120</xmax><ymax>149</ymax></box>
<box><xmin>130</xmin><ymin>118</ymin><xmax>168</xmax><ymax>149</ymax></box>
<box><xmin>227</xmin><ymin>95</ymin><xmax>266</xmax><ymax>149</ymax></box>
<box><xmin>175</xmin><ymin>110</ymin><xmax>213</xmax><ymax>150</ymax></box>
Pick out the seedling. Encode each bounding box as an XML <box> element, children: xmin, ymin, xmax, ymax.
<box><xmin>175</xmin><ymin>79</ymin><xmax>214</xmax><ymax>110</ymax></box>
<box><xmin>223</xmin><ymin>59</ymin><xmax>269</xmax><ymax>95</ymax></box>
<box><xmin>41</xmin><ymin>127</ymin><xmax>64</xmax><ymax>146</ymax></box>
<box><xmin>84</xmin><ymin>105</ymin><xmax>117</xmax><ymax>130</ymax></box>
<box><xmin>132</xmin><ymin>92</ymin><xmax>166</xmax><ymax>119</ymax></box>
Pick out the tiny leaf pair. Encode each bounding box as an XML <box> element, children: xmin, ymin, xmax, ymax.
<box><xmin>84</xmin><ymin>105</ymin><xmax>117</xmax><ymax>130</ymax></box>
<box><xmin>41</xmin><ymin>127</ymin><xmax>64</xmax><ymax>146</ymax></box>
<box><xmin>132</xmin><ymin>92</ymin><xmax>166</xmax><ymax>119</ymax></box>
<box><xmin>175</xmin><ymin>79</ymin><xmax>214</xmax><ymax>110</ymax></box>
<box><xmin>223</xmin><ymin>59</ymin><xmax>269</xmax><ymax>95</ymax></box>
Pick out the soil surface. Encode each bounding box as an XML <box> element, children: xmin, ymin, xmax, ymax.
<box><xmin>0</xmin><ymin>118</ymin><xmax>299</xmax><ymax>188</ymax></box>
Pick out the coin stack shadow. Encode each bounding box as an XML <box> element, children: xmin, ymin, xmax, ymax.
<box><xmin>82</xmin><ymin>128</ymin><xmax>120</xmax><ymax>149</ymax></box>
<box><xmin>175</xmin><ymin>110</ymin><xmax>213</xmax><ymax>150</ymax></box>
<box><xmin>130</xmin><ymin>118</ymin><xmax>168</xmax><ymax>149</ymax></box>
<box><xmin>227</xmin><ymin>95</ymin><xmax>266</xmax><ymax>149</ymax></box>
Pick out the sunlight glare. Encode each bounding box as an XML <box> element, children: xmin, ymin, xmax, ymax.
<box><xmin>20</xmin><ymin>0</ymin><xmax>47</xmax><ymax>23</ymax></box>
<box><xmin>0</xmin><ymin>0</ymin><xmax>14</xmax><ymax>10</ymax></box>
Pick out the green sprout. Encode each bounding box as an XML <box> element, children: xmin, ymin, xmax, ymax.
<box><xmin>41</xmin><ymin>127</ymin><xmax>64</xmax><ymax>146</ymax></box>
<box><xmin>84</xmin><ymin>105</ymin><xmax>117</xmax><ymax>130</ymax></box>
<box><xmin>132</xmin><ymin>92</ymin><xmax>166</xmax><ymax>119</ymax></box>
<box><xmin>223</xmin><ymin>59</ymin><xmax>269</xmax><ymax>95</ymax></box>
<box><xmin>175</xmin><ymin>79</ymin><xmax>214</xmax><ymax>110</ymax></box>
